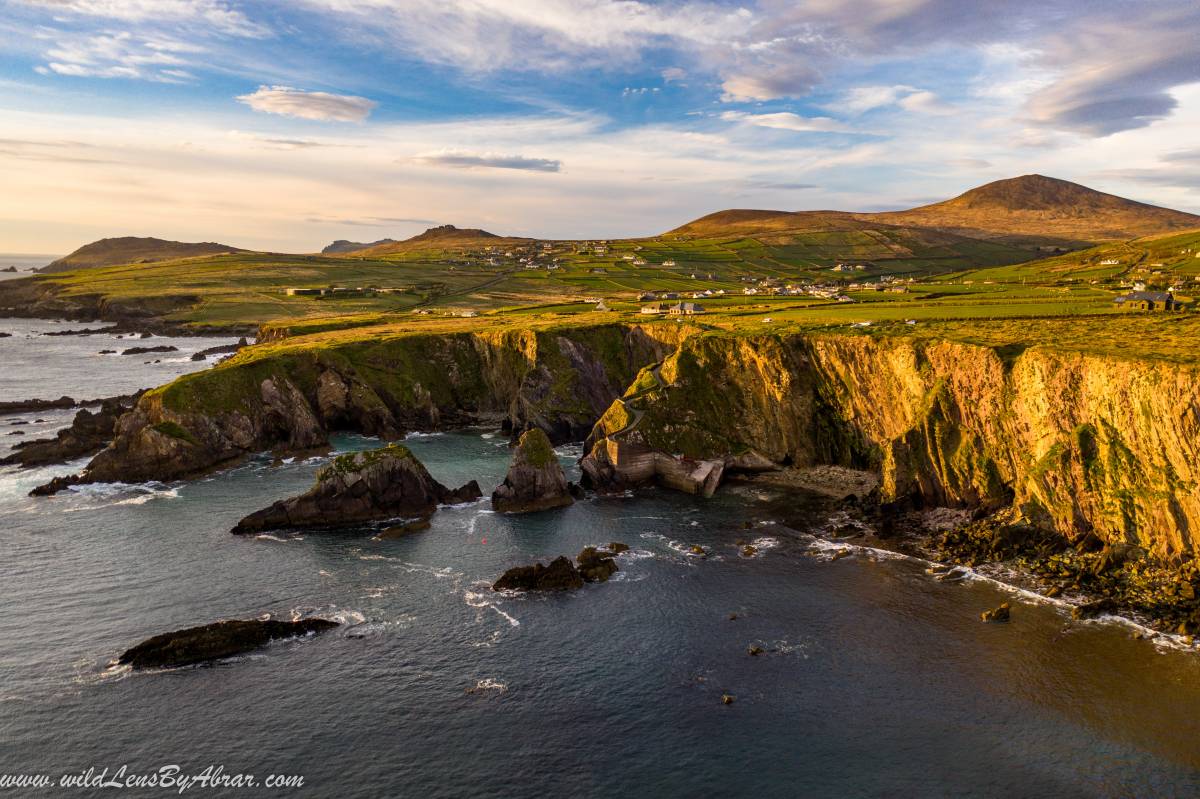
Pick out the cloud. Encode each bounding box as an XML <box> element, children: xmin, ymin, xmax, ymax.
<box><xmin>661</xmin><ymin>67</ymin><xmax>687</xmax><ymax>83</ymax></box>
<box><xmin>720</xmin><ymin>62</ymin><xmax>822</xmax><ymax>102</ymax></box>
<box><xmin>1020</xmin><ymin>7</ymin><xmax>1200</xmax><ymax>136</ymax></box>
<box><xmin>236</xmin><ymin>86</ymin><xmax>377</xmax><ymax>122</ymax></box>
<box><xmin>23</xmin><ymin>0</ymin><xmax>267</xmax><ymax>37</ymax></box>
<box><xmin>833</xmin><ymin>85</ymin><xmax>955</xmax><ymax>116</ymax></box>
<box><xmin>720</xmin><ymin>110</ymin><xmax>852</xmax><ymax>133</ymax></box>
<box><xmin>295</xmin><ymin>0</ymin><xmax>742</xmax><ymax>73</ymax></box>
<box><xmin>305</xmin><ymin>215</ymin><xmax>438</xmax><ymax>227</ymax></box>
<box><xmin>898</xmin><ymin>90</ymin><xmax>955</xmax><ymax>115</ymax></box>
<box><xmin>948</xmin><ymin>158</ymin><xmax>994</xmax><ymax>169</ymax></box>
<box><xmin>747</xmin><ymin>180</ymin><xmax>818</xmax><ymax>191</ymax></box>
<box><xmin>412</xmin><ymin>150</ymin><xmax>562</xmax><ymax>172</ymax></box>
<box><xmin>37</xmin><ymin>31</ymin><xmax>203</xmax><ymax>81</ymax></box>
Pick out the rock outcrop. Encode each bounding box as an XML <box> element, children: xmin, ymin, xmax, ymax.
<box><xmin>491</xmin><ymin>428</ymin><xmax>574</xmax><ymax>513</ymax></box>
<box><xmin>492</xmin><ymin>545</ymin><xmax>622</xmax><ymax>591</ymax></box>
<box><xmin>231</xmin><ymin>444</ymin><xmax>480</xmax><ymax>534</ymax></box>
<box><xmin>118</xmin><ymin>618</ymin><xmax>337</xmax><ymax>670</ymax></box>
<box><xmin>576</xmin><ymin>546</ymin><xmax>619</xmax><ymax>582</ymax></box>
<box><xmin>492</xmin><ymin>556</ymin><xmax>584</xmax><ymax>592</ymax></box>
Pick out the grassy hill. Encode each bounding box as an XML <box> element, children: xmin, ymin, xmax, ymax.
<box><xmin>10</xmin><ymin>175</ymin><xmax>1196</xmax><ymax>333</ymax></box>
<box><xmin>40</xmin><ymin>236</ymin><xmax>247</xmax><ymax>273</ymax></box>
<box><xmin>348</xmin><ymin>225</ymin><xmax>521</xmax><ymax>258</ymax></box>
<box><xmin>321</xmin><ymin>238</ymin><xmax>397</xmax><ymax>254</ymax></box>
<box><xmin>941</xmin><ymin>227</ymin><xmax>1200</xmax><ymax>287</ymax></box>
<box><xmin>868</xmin><ymin>174</ymin><xmax>1200</xmax><ymax>244</ymax></box>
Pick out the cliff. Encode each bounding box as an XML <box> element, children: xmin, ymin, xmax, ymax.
<box><xmin>582</xmin><ymin>332</ymin><xmax>1200</xmax><ymax>561</ymax></box>
<box><xmin>46</xmin><ymin>323</ymin><xmax>687</xmax><ymax>489</ymax></box>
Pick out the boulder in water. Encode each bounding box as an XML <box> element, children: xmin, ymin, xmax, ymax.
<box><xmin>231</xmin><ymin>444</ymin><xmax>481</xmax><ymax>534</ymax></box>
<box><xmin>491</xmin><ymin>428</ymin><xmax>574</xmax><ymax>514</ymax></box>
<box><xmin>576</xmin><ymin>546</ymin><xmax>618</xmax><ymax>583</ymax></box>
<box><xmin>493</xmin><ymin>556</ymin><xmax>584</xmax><ymax>592</ymax></box>
<box><xmin>980</xmin><ymin>603</ymin><xmax>1011</xmax><ymax>623</ymax></box>
<box><xmin>118</xmin><ymin>618</ymin><xmax>338</xmax><ymax>670</ymax></box>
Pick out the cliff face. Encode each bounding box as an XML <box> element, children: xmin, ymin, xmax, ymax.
<box><xmin>69</xmin><ymin>324</ymin><xmax>680</xmax><ymax>486</ymax></box>
<box><xmin>582</xmin><ymin>333</ymin><xmax>1200</xmax><ymax>560</ymax></box>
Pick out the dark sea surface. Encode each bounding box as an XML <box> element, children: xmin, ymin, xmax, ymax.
<box><xmin>3</xmin><ymin>319</ymin><xmax>1200</xmax><ymax>798</ymax></box>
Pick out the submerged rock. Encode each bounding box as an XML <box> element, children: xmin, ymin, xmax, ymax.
<box><xmin>491</xmin><ymin>428</ymin><xmax>574</xmax><ymax>513</ymax></box>
<box><xmin>493</xmin><ymin>556</ymin><xmax>584</xmax><ymax>592</ymax></box>
<box><xmin>120</xmin><ymin>345</ymin><xmax>178</xmax><ymax>356</ymax></box>
<box><xmin>118</xmin><ymin>618</ymin><xmax>338</xmax><ymax>670</ymax></box>
<box><xmin>1072</xmin><ymin>598</ymin><xmax>1116</xmax><ymax>620</ymax></box>
<box><xmin>576</xmin><ymin>546</ymin><xmax>618</xmax><ymax>583</ymax></box>
<box><xmin>378</xmin><ymin>517</ymin><xmax>433</xmax><ymax>539</ymax></box>
<box><xmin>980</xmin><ymin>603</ymin><xmax>1011</xmax><ymax>623</ymax></box>
<box><xmin>230</xmin><ymin>444</ymin><xmax>481</xmax><ymax>534</ymax></box>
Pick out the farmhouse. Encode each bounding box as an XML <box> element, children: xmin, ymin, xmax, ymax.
<box><xmin>669</xmin><ymin>302</ymin><xmax>705</xmax><ymax>316</ymax></box>
<box><xmin>640</xmin><ymin>302</ymin><xmax>666</xmax><ymax>315</ymax></box>
<box><xmin>1114</xmin><ymin>291</ymin><xmax>1182</xmax><ymax>311</ymax></box>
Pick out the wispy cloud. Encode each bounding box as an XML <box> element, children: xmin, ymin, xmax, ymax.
<box><xmin>720</xmin><ymin>110</ymin><xmax>853</xmax><ymax>134</ymax></box>
<box><xmin>34</xmin><ymin>30</ymin><xmax>203</xmax><ymax>82</ymax></box>
<box><xmin>305</xmin><ymin>215</ymin><xmax>437</xmax><ymax>227</ymax></box>
<box><xmin>412</xmin><ymin>150</ymin><xmax>562</xmax><ymax>172</ymax></box>
<box><xmin>23</xmin><ymin>0</ymin><xmax>267</xmax><ymax>37</ymax></box>
<box><xmin>236</xmin><ymin>86</ymin><xmax>377</xmax><ymax>122</ymax></box>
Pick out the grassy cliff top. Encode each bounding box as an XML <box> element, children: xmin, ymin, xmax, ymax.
<box><xmin>516</xmin><ymin>428</ymin><xmax>557</xmax><ymax>468</ymax></box>
<box><xmin>322</xmin><ymin>444</ymin><xmax>415</xmax><ymax>478</ymax></box>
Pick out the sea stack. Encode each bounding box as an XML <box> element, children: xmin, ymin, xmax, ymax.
<box><xmin>231</xmin><ymin>444</ymin><xmax>481</xmax><ymax>534</ymax></box>
<box><xmin>491</xmin><ymin>428</ymin><xmax>574</xmax><ymax>514</ymax></box>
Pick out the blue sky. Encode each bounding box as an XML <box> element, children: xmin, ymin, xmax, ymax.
<box><xmin>1</xmin><ymin>0</ymin><xmax>1199</xmax><ymax>253</ymax></box>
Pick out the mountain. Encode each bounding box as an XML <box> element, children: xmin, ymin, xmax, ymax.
<box><xmin>40</xmin><ymin>237</ymin><xmax>246</xmax><ymax>273</ymax></box>
<box><xmin>666</xmin><ymin>210</ymin><xmax>863</xmax><ymax>238</ymax></box>
<box><xmin>867</xmin><ymin>175</ymin><xmax>1200</xmax><ymax>243</ymax></box>
<box><xmin>668</xmin><ymin>176</ymin><xmax>1200</xmax><ymax>247</ymax></box>
<box><xmin>408</xmin><ymin>224</ymin><xmax>499</xmax><ymax>242</ymax></box>
<box><xmin>321</xmin><ymin>239</ymin><xmax>398</xmax><ymax>255</ymax></box>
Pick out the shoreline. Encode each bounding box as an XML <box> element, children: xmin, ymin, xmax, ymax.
<box><xmin>736</xmin><ymin>466</ymin><xmax>1200</xmax><ymax>650</ymax></box>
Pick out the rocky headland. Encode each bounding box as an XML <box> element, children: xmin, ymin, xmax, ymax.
<box><xmin>29</xmin><ymin>319</ymin><xmax>1200</xmax><ymax>635</ymax></box>
<box><xmin>231</xmin><ymin>444</ymin><xmax>480</xmax><ymax>534</ymax></box>
<box><xmin>35</xmin><ymin>323</ymin><xmax>690</xmax><ymax>493</ymax></box>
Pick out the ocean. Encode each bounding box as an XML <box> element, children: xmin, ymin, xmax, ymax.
<box><xmin>0</xmin><ymin>253</ymin><xmax>58</xmax><ymax>281</ymax></box>
<box><xmin>2</xmin><ymin>318</ymin><xmax>1199</xmax><ymax>798</ymax></box>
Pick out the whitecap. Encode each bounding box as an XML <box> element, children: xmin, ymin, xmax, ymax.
<box><xmin>467</xmin><ymin>677</ymin><xmax>508</xmax><ymax>694</ymax></box>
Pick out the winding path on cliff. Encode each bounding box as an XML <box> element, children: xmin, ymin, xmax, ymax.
<box><xmin>607</xmin><ymin>362</ymin><xmax>665</xmax><ymax>439</ymax></box>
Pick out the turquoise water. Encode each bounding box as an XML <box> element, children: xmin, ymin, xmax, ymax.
<box><xmin>3</xmin><ymin>329</ymin><xmax>1200</xmax><ymax>797</ymax></box>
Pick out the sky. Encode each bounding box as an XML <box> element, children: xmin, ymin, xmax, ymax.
<box><xmin>1</xmin><ymin>0</ymin><xmax>1199</xmax><ymax>254</ymax></box>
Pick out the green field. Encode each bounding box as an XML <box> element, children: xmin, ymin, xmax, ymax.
<box><xmin>6</xmin><ymin>223</ymin><xmax>1195</xmax><ymax>363</ymax></box>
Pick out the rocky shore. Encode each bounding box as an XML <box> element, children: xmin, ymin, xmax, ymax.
<box><xmin>1</xmin><ymin>393</ymin><xmax>143</xmax><ymax>468</ymax></box>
